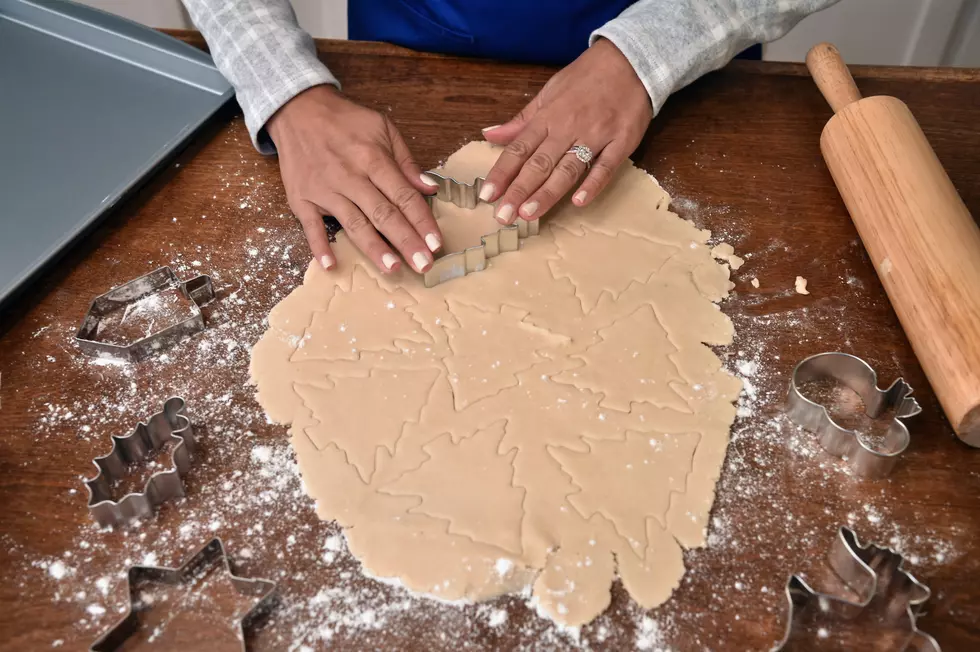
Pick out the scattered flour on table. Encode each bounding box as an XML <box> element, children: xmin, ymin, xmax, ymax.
<box><xmin>635</xmin><ymin>616</ymin><xmax>667</xmax><ymax>650</ymax></box>
<box><xmin>9</xmin><ymin>142</ymin><xmax>961</xmax><ymax>650</ymax></box>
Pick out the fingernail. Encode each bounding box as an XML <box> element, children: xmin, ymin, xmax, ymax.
<box><xmin>478</xmin><ymin>182</ymin><xmax>495</xmax><ymax>202</ymax></box>
<box><xmin>482</xmin><ymin>125</ymin><xmax>501</xmax><ymax>133</ymax></box>
<box><xmin>496</xmin><ymin>204</ymin><xmax>514</xmax><ymax>224</ymax></box>
<box><xmin>319</xmin><ymin>254</ymin><xmax>335</xmax><ymax>270</ymax></box>
<box><xmin>420</xmin><ymin>173</ymin><xmax>439</xmax><ymax>187</ymax></box>
<box><xmin>382</xmin><ymin>253</ymin><xmax>398</xmax><ymax>270</ymax></box>
<box><xmin>425</xmin><ymin>233</ymin><xmax>441</xmax><ymax>252</ymax></box>
<box><xmin>574</xmin><ymin>190</ymin><xmax>588</xmax><ymax>204</ymax></box>
<box><xmin>521</xmin><ymin>201</ymin><xmax>539</xmax><ymax>218</ymax></box>
<box><xmin>412</xmin><ymin>251</ymin><xmax>430</xmax><ymax>271</ymax></box>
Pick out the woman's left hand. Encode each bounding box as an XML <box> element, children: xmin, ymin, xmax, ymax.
<box><xmin>480</xmin><ymin>38</ymin><xmax>653</xmax><ymax>224</ymax></box>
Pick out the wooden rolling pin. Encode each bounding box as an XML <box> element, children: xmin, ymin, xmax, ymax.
<box><xmin>806</xmin><ymin>43</ymin><xmax>980</xmax><ymax>447</ymax></box>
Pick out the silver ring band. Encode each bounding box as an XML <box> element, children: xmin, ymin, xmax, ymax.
<box><xmin>567</xmin><ymin>144</ymin><xmax>593</xmax><ymax>167</ymax></box>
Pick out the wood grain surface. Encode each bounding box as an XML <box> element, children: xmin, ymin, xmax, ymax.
<box><xmin>1</xmin><ymin>34</ymin><xmax>979</xmax><ymax>651</ymax></box>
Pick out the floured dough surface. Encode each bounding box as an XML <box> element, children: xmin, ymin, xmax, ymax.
<box><xmin>249</xmin><ymin>141</ymin><xmax>740</xmax><ymax>626</ymax></box>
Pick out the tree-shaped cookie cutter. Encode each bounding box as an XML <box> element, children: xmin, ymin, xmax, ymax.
<box><xmin>422</xmin><ymin>171</ymin><xmax>539</xmax><ymax>288</ymax></box>
<box><xmin>773</xmin><ymin>526</ymin><xmax>939</xmax><ymax>651</ymax></box>
<box><xmin>90</xmin><ymin>538</ymin><xmax>278</xmax><ymax>651</ymax></box>
<box><xmin>76</xmin><ymin>266</ymin><xmax>215</xmax><ymax>363</ymax></box>
<box><xmin>787</xmin><ymin>352</ymin><xmax>922</xmax><ymax>478</ymax></box>
<box><xmin>84</xmin><ymin>397</ymin><xmax>196</xmax><ymax>527</ymax></box>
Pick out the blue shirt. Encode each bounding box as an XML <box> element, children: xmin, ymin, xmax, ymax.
<box><xmin>349</xmin><ymin>0</ymin><xmax>636</xmax><ymax>66</ymax></box>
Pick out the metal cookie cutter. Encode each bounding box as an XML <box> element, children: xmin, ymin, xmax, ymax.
<box><xmin>422</xmin><ymin>171</ymin><xmax>539</xmax><ymax>288</ymax></box>
<box><xmin>774</xmin><ymin>526</ymin><xmax>939</xmax><ymax>651</ymax></box>
<box><xmin>787</xmin><ymin>352</ymin><xmax>922</xmax><ymax>478</ymax></box>
<box><xmin>84</xmin><ymin>397</ymin><xmax>196</xmax><ymax>527</ymax></box>
<box><xmin>76</xmin><ymin>266</ymin><xmax>215</xmax><ymax>362</ymax></box>
<box><xmin>91</xmin><ymin>538</ymin><xmax>278</xmax><ymax>651</ymax></box>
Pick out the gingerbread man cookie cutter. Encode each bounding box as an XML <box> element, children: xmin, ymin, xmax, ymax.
<box><xmin>774</xmin><ymin>526</ymin><xmax>939</xmax><ymax>651</ymax></box>
<box><xmin>422</xmin><ymin>171</ymin><xmax>539</xmax><ymax>288</ymax></box>
<box><xmin>90</xmin><ymin>538</ymin><xmax>278</xmax><ymax>651</ymax></box>
<box><xmin>84</xmin><ymin>397</ymin><xmax>196</xmax><ymax>527</ymax></box>
<box><xmin>787</xmin><ymin>352</ymin><xmax>922</xmax><ymax>478</ymax></box>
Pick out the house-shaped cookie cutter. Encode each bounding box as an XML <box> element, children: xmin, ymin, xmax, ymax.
<box><xmin>423</xmin><ymin>171</ymin><xmax>539</xmax><ymax>288</ymax></box>
<box><xmin>76</xmin><ymin>266</ymin><xmax>215</xmax><ymax>362</ymax></box>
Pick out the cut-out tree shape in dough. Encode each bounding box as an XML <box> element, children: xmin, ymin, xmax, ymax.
<box><xmin>250</xmin><ymin>140</ymin><xmax>741</xmax><ymax>629</ymax></box>
<box><xmin>296</xmin><ymin>367</ymin><xmax>440</xmax><ymax>481</ymax></box>
<box><xmin>549</xmin><ymin>224</ymin><xmax>677</xmax><ymax>314</ymax></box>
<box><xmin>292</xmin><ymin>265</ymin><xmax>430</xmax><ymax>362</ymax></box>
<box><xmin>442</xmin><ymin>300</ymin><xmax>570</xmax><ymax>409</ymax></box>
<box><xmin>552</xmin><ymin>304</ymin><xmax>690</xmax><ymax>414</ymax></box>
<box><xmin>550</xmin><ymin>430</ymin><xmax>699</xmax><ymax>557</ymax></box>
<box><xmin>381</xmin><ymin>420</ymin><xmax>525</xmax><ymax>554</ymax></box>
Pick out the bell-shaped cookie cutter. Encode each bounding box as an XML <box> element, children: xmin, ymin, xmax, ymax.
<box><xmin>773</xmin><ymin>526</ymin><xmax>939</xmax><ymax>651</ymax></box>
<box><xmin>84</xmin><ymin>397</ymin><xmax>196</xmax><ymax>527</ymax></box>
<box><xmin>90</xmin><ymin>538</ymin><xmax>278</xmax><ymax>651</ymax></box>
<box><xmin>76</xmin><ymin>266</ymin><xmax>215</xmax><ymax>363</ymax></box>
<box><xmin>787</xmin><ymin>352</ymin><xmax>922</xmax><ymax>478</ymax></box>
<box><xmin>422</xmin><ymin>171</ymin><xmax>539</xmax><ymax>288</ymax></box>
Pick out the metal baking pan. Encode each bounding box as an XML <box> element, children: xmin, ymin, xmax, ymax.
<box><xmin>0</xmin><ymin>0</ymin><xmax>233</xmax><ymax>308</ymax></box>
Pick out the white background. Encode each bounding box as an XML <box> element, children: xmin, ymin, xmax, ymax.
<box><xmin>77</xmin><ymin>0</ymin><xmax>980</xmax><ymax>66</ymax></box>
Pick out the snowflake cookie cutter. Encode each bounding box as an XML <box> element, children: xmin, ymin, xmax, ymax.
<box><xmin>90</xmin><ymin>538</ymin><xmax>279</xmax><ymax>651</ymax></box>
<box><xmin>76</xmin><ymin>266</ymin><xmax>215</xmax><ymax>363</ymax></box>
<box><xmin>787</xmin><ymin>352</ymin><xmax>922</xmax><ymax>478</ymax></box>
<box><xmin>422</xmin><ymin>171</ymin><xmax>539</xmax><ymax>288</ymax></box>
<box><xmin>84</xmin><ymin>397</ymin><xmax>196</xmax><ymax>527</ymax></box>
<box><xmin>773</xmin><ymin>526</ymin><xmax>939</xmax><ymax>651</ymax></box>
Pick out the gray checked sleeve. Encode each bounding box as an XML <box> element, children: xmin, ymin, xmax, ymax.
<box><xmin>592</xmin><ymin>0</ymin><xmax>840</xmax><ymax>116</ymax></box>
<box><xmin>181</xmin><ymin>0</ymin><xmax>339</xmax><ymax>153</ymax></box>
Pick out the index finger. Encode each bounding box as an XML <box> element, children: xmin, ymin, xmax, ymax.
<box><xmin>369</xmin><ymin>160</ymin><xmax>443</xmax><ymax>254</ymax></box>
<box><xmin>480</xmin><ymin>125</ymin><xmax>547</xmax><ymax>208</ymax></box>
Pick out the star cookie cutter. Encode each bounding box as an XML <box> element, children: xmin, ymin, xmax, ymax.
<box><xmin>773</xmin><ymin>526</ymin><xmax>939</xmax><ymax>651</ymax></box>
<box><xmin>84</xmin><ymin>397</ymin><xmax>196</xmax><ymax>527</ymax></box>
<box><xmin>422</xmin><ymin>171</ymin><xmax>539</xmax><ymax>288</ymax></box>
<box><xmin>76</xmin><ymin>266</ymin><xmax>215</xmax><ymax>363</ymax></box>
<box><xmin>787</xmin><ymin>352</ymin><xmax>922</xmax><ymax>478</ymax></box>
<box><xmin>90</xmin><ymin>538</ymin><xmax>279</xmax><ymax>651</ymax></box>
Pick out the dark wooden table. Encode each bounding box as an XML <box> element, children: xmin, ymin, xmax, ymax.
<box><xmin>1</xmin><ymin>35</ymin><xmax>979</xmax><ymax>651</ymax></box>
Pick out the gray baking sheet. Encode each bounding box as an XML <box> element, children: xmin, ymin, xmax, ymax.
<box><xmin>0</xmin><ymin>0</ymin><xmax>233</xmax><ymax>307</ymax></box>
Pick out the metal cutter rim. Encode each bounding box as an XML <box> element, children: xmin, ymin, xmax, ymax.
<box><xmin>786</xmin><ymin>352</ymin><xmax>922</xmax><ymax>478</ymax></box>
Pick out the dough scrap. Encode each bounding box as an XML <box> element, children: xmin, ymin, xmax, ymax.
<box><xmin>250</xmin><ymin>141</ymin><xmax>740</xmax><ymax>626</ymax></box>
<box><xmin>711</xmin><ymin>242</ymin><xmax>745</xmax><ymax>271</ymax></box>
<box><xmin>795</xmin><ymin>275</ymin><xmax>810</xmax><ymax>295</ymax></box>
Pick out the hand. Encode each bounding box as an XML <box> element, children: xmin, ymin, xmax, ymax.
<box><xmin>267</xmin><ymin>85</ymin><xmax>443</xmax><ymax>273</ymax></box>
<box><xmin>480</xmin><ymin>38</ymin><xmax>653</xmax><ymax>223</ymax></box>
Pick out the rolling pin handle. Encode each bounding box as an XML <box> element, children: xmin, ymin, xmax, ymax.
<box><xmin>806</xmin><ymin>42</ymin><xmax>863</xmax><ymax>114</ymax></box>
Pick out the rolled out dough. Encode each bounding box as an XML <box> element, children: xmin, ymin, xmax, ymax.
<box><xmin>249</xmin><ymin>141</ymin><xmax>741</xmax><ymax>626</ymax></box>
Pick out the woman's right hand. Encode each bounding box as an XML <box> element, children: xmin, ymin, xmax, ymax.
<box><xmin>267</xmin><ymin>85</ymin><xmax>443</xmax><ymax>273</ymax></box>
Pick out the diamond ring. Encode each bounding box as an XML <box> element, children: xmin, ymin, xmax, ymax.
<box><xmin>567</xmin><ymin>145</ymin><xmax>593</xmax><ymax>167</ymax></box>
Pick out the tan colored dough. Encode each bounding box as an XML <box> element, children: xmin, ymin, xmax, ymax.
<box><xmin>711</xmin><ymin>242</ymin><xmax>745</xmax><ymax>271</ymax></box>
<box><xmin>552</xmin><ymin>304</ymin><xmax>689</xmax><ymax>414</ymax></box>
<box><xmin>442</xmin><ymin>300</ymin><xmax>569</xmax><ymax>410</ymax></box>
<box><xmin>249</xmin><ymin>141</ymin><xmax>740</xmax><ymax>627</ymax></box>
<box><xmin>795</xmin><ymin>275</ymin><xmax>810</xmax><ymax>294</ymax></box>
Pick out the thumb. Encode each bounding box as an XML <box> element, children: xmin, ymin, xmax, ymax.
<box><xmin>481</xmin><ymin>100</ymin><xmax>540</xmax><ymax>145</ymax></box>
